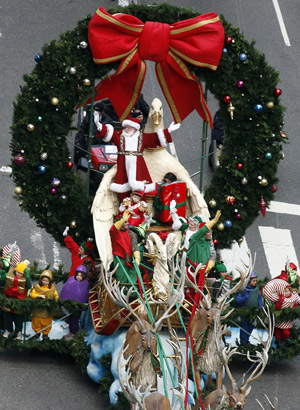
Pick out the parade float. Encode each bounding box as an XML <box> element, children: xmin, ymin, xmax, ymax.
<box><xmin>7</xmin><ymin>2</ymin><xmax>298</xmax><ymax>409</ymax></box>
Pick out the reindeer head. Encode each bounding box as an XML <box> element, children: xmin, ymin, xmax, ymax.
<box><xmin>226</xmin><ymin>387</ymin><xmax>251</xmax><ymax>410</ymax></box>
<box><xmin>140</xmin><ymin>328</ymin><xmax>157</xmax><ymax>352</ymax></box>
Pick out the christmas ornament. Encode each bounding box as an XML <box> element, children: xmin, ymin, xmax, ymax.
<box><xmin>51</xmin><ymin>178</ymin><xmax>61</xmax><ymax>188</ymax></box>
<box><xmin>266</xmin><ymin>101</ymin><xmax>274</xmax><ymax>109</ymax></box>
<box><xmin>27</xmin><ymin>123</ymin><xmax>35</xmax><ymax>132</ymax></box>
<box><xmin>237</xmin><ymin>80</ymin><xmax>244</xmax><ymax>88</ymax></box>
<box><xmin>209</xmin><ymin>199</ymin><xmax>217</xmax><ymax>208</ymax></box>
<box><xmin>236</xmin><ymin>162</ymin><xmax>243</xmax><ymax>170</ymax></box>
<box><xmin>279</xmin><ymin>151</ymin><xmax>285</xmax><ymax>159</ymax></box>
<box><xmin>79</xmin><ymin>41</ymin><xmax>88</xmax><ymax>49</ymax></box>
<box><xmin>60</xmin><ymin>194</ymin><xmax>67</xmax><ymax>202</ymax></box>
<box><xmin>69</xmin><ymin>67</ymin><xmax>77</xmax><ymax>75</ymax></box>
<box><xmin>37</xmin><ymin>116</ymin><xmax>43</xmax><ymax>122</ymax></box>
<box><xmin>236</xmin><ymin>213</ymin><xmax>241</xmax><ymax>220</ymax></box>
<box><xmin>274</xmin><ymin>88</ymin><xmax>282</xmax><ymax>97</ymax></box>
<box><xmin>70</xmin><ymin>220</ymin><xmax>77</xmax><ymax>229</ymax></box>
<box><xmin>40</xmin><ymin>152</ymin><xmax>48</xmax><ymax>161</ymax></box>
<box><xmin>280</xmin><ymin>131</ymin><xmax>287</xmax><ymax>138</ymax></box>
<box><xmin>254</xmin><ymin>103</ymin><xmax>263</xmax><ymax>113</ymax></box>
<box><xmin>213</xmin><ymin>239</ymin><xmax>219</xmax><ymax>246</ymax></box>
<box><xmin>34</xmin><ymin>54</ymin><xmax>41</xmax><ymax>62</ymax></box>
<box><xmin>225</xmin><ymin>195</ymin><xmax>235</xmax><ymax>205</ymax></box>
<box><xmin>38</xmin><ymin>165</ymin><xmax>47</xmax><ymax>175</ymax></box>
<box><xmin>67</xmin><ymin>160</ymin><xmax>73</xmax><ymax>169</ymax></box>
<box><xmin>223</xmin><ymin>95</ymin><xmax>231</xmax><ymax>103</ymax></box>
<box><xmin>265</xmin><ymin>152</ymin><xmax>272</xmax><ymax>159</ymax></box>
<box><xmin>83</xmin><ymin>78</ymin><xmax>91</xmax><ymax>86</ymax></box>
<box><xmin>271</xmin><ymin>184</ymin><xmax>278</xmax><ymax>193</ymax></box>
<box><xmin>223</xmin><ymin>48</ymin><xmax>227</xmax><ymax>53</ymax></box>
<box><xmin>227</xmin><ymin>101</ymin><xmax>235</xmax><ymax>120</ymax></box>
<box><xmin>241</xmin><ymin>177</ymin><xmax>248</xmax><ymax>185</ymax></box>
<box><xmin>258</xmin><ymin>176</ymin><xmax>262</xmax><ymax>180</ymax></box>
<box><xmin>51</xmin><ymin>97</ymin><xmax>59</xmax><ymax>106</ymax></box>
<box><xmin>225</xmin><ymin>36</ymin><xmax>232</xmax><ymax>44</ymax></box>
<box><xmin>224</xmin><ymin>219</ymin><xmax>232</xmax><ymax>228</ymax></box>
<box><xmin>239</xmin><ymin>52</ymin><xmax>247</xmax><ymax>61</ymax></box>
<box><xmin>14</xmin><ymin>186</ymin><xmax>23</xmax><ymax>195</ymax></box>
<box><xmin>50</xmin><ymin>188</ymin><xmax>57</xmax><ymax>195</ymax></box>
<box><xmin>260</xmin><ymin>196</ymin><xmax>267</xmax><ymax>217</ymax></box>
<box><xmin>217</xmin><ymin>222</ymin><xmax>225</xmax><ymax>231</ymax></box>
<box><xmin>260</xmin><ymin>178</ymin><xmax>268</xmax><ymax>186</ymax></box>
<box><xmin>14</xmin><ymin>153</ymin><xmax>26</xmax><ymax>165</ymax></box>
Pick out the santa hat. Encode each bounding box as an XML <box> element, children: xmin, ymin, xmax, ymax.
<box><xmin>122</xmin><ymin>117</ymin><xmax>141</xmax><ymax>130</ymax></box>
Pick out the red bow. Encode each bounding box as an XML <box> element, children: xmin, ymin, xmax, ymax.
<box><xmin>88</xmin><ymin>8</ymin><xmax>225</xmax><ymax>127</ymax></box>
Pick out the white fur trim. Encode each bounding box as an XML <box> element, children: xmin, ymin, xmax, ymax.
<box><xmin>122</xmin><ymin>119</ymin><xmax>140</xmax><ymax>130</ymax></box>
<box><xmin>157</xmin><ymin>128</ymin><xmax>167</xmax><ymax>147</ymax></box>
<box><xmin>144</xmin><ymin>183</ymin><xmax>156</xmax><ymax>193</ymax></box>
<box><xmin>110</xmin><ymin>182</ymin><xmax>131</xmax><ymax>193</ymax></box>
<box><xmin>103</xmin><ymin>124</ymin><xmax>114</xmax><ymax>142</ymax></box>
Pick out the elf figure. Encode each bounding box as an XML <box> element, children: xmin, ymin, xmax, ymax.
<box><xmin>0</xmin><ymin>260</ymin><xmax>32</xmax><ymax>340</ymax></box>
<box><xmin>208</xmin><ymin>261</ymin><xmax>232</xmax><ymax>301</ymax></box>
<box><xmin>119</xmin><ymin>191</ymin><xmax>148</xmax><ymax>227</ymax></box>
<box><xmin>30</xmin><ymin>270</ymin><xmax>59</xmax><ymax>340</ymax></box>
<box><xmin>263</xmin><ymin>278</ymin><xmax>300</xmax><ymax>348</ymax></box>
<box><xmin>63</xmin><ymin>226</ymin><xmax>95</xmax><ymax>278</ymax></box>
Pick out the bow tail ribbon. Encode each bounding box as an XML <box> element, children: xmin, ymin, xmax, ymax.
<box><xmin>156</xmin><ymin>51</ymin><xmax>212</xmax><ymax>126</ymax></box>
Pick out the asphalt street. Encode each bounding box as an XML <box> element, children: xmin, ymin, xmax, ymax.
<box><xmin>1</xmin><ymin>0</ymin><xmax>300</xmax><ymax>409</ymax></box>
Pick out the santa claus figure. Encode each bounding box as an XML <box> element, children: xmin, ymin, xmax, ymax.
<box><xmin>94</xmin><ymin>112</ymin><xmax>180</xmax><ymax>197</ymax></box>
<box><xmin>119</xmin><ymin>191</ymin><xmax>148</xmax><ymax>227</ymax></box>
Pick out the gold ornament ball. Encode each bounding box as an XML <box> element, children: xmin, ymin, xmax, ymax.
<box><xmin>260</xmin><ymin>178</ymin><xmax>268</xmax><ymax>186</ymax></box>
<box><xmin>217</xmin><ymin>222</ymin><xmax>225</xmax><ymax>231</ymax></box>
<box><xmin>51</xmin><ymin>97</ymin><xmax>59</xmax><ymax>106</ymax></box>
<box><xmin>27</xmin><ymin>123</ymin><xmax>35</xmax><ymax>132</ymax></box>
<box><xmin>83</xmin><ymin>78</ymin><xmax>91</xmax><ymax>86</ymax></box>
<box><xmin>70</xmin><ymin>220</ymin><xmax>77</xmax><ymax>229</ymax></box>
<box><xmin>266</xmin><ymin>101</ymin><xmax>274</xmax><ymax>109</ymax></box>
<box><xmin>209</xmin><ymin>199</ymin><xmax>217</xmax><ymax>208</ymax></box>
<box><xmin>279</xmin><ymin>151</ymin><xmax>285</xmax><ymax>159</ymax></box>
<box><xmin>14</xmin><ymin>186</ymin><xmax>23</xmax><ymax>195</ymax></box>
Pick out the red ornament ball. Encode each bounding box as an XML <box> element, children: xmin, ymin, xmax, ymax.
<box><xmin>67</xmin><ymin>160</ymin><xmax>73</xmax><ymax>169</ymax></box>
<box><xmin>225</xmin><ymin>36</ymin><xmax>232</xmax><ymax>44</ymax></box>
<box><xmin>14</xmin><ymin>153</ymin><xmax>26</xmax><ymax>165</ymax></box>
<box><xmin>236</xmin><ymin>162</ymin><xmax>243</xmax><ymax>170</ymax></box>
<box><xmin>213</xmin><ymin>239</ymin><xmax>219</xmax><ymax>246</ymax></box>
<box><xmin>223</xmin><ymin>95</ymin><xmax>231</xmax><ymax>103</ymax></box>
<box><xmin>274</xmin><ymin>88</ymin><xmax>282</xmax><ymax>97</ymax></box>
<box><xmin>236</xmin><ymin>213</ymin><xmax>241</xmax><ymax>220</ymax></box>
<box><xmin>50</xmin><ymin>188</ymin><xmax>57</xmax><ymax>195</ymax></box>
<box><xmin>271</xmin><ymin>184</ymin><xmax>278</xmax><ymax>193</ymax></box>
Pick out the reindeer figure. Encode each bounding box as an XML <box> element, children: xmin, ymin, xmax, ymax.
<box><xmin>145</xmin><ymin>232</ymin><xmax>180</xmax><ymax>301</ymax></box>
<box><xmin>185</xmin><ymin>251</ymin><xmax>252</xmax><ymax>393</ymax></box>
<box><xmin>203</xmin><ymin>305</ymin><xmax>274</xmax><ymax>410</ymax></box>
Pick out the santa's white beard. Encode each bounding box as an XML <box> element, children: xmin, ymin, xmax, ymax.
<box><xmin>122</xmin><ymin>129</ymin><xmax>135</xmax><ymax>138</ymax></box>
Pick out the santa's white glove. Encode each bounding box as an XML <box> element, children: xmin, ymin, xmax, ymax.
<box><xmin>168</xmin><ymin>121</ymin><xmax>181</xmax><ymax>133</ymax></box>
<box><xmin>93</xmin><ymin>111</ymin><xmax>102</xmax><ymax>131</ymax></box>
<box><xmin>63</xmin><ymin>226</ymin><xmax>69</xmax><ymax>237</ymax></box>
<box><xmin>169</xmin><ymin>199</ymin><xmax>177</xmax><ymax>215</ymax></box>
<box><xmin>145</xmin><ymin>213</ymin><xmax>155</xmax><ymax>228</ymax></box>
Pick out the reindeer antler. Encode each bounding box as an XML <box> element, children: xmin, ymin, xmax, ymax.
<box><xmin>256</xmin><ymin>394</ymin><xmax>278</xmax><ymax>410</ymax></box>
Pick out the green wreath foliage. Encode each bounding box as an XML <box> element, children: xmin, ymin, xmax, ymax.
<box><xmin>10</xmin><ymin>3</ymin><xmax>286</xmax><ymax>249</ymax></box>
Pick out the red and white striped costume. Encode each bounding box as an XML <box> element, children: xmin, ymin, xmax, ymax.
<box><xmin>263</xmin><ymin>278</ymin><xmax>300</xmax><ymax>329</ymax></box>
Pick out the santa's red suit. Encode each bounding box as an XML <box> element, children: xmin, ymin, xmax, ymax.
<box><xmin>96</xmin><ymin>118</ymin><xmax>172</xmax><ymax>195</ymax></box>
<box><xmin>64</xmin><ymin>236</ymin><xmax>95</xmax><ymax>278</ymax></box>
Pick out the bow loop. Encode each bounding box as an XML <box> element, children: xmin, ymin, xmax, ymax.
<box><xmin>138</xmin><ymin>22</ymin><xmax>170</xmax><ymax>63</ymax></box>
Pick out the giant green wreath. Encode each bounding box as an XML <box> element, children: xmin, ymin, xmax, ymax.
<box><xmin>10</xmin><ymin>3</ymin><xmax>286</xmax><ymax>249</ymax></box>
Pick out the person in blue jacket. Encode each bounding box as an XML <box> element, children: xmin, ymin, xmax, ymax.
<box><xmin>235</xmin><ymin>271</ymin><xmax>263</xmax><ymax>345</ymax></box>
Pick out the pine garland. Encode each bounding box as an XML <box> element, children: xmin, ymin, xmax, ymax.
<box><xmin>10</xmin><ymin>3</ymin><xmax>286</xmax><ymax>249</ymax></box>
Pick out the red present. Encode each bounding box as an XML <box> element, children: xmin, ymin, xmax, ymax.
<box><xmin>156</xmin><ymin>181</ymin><xmax>186</xmax><ymax>223</ymax></box>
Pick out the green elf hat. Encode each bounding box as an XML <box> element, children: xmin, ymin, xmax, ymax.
<box><xmin>215</xmin><ymin>262</ymin><xmax>227</xmax><ymax>274</ymax></box>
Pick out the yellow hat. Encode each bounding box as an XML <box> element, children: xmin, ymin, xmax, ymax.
<box><xmin>15</xmin><ymin>263</ymin><xmax>27</xmax><ymax>274</ymax></box>
<box><xmin>40</xmin><ymin>270</ymin><xmax>53</xmax><ymax>281</ymax></box>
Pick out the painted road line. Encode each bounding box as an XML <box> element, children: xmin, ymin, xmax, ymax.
<box><xmin>272</xmin><ymin>0</ymin><xmax>291</xmax><ymax>46</ymax></box>
<box><xmin>0</xmin><ymin>166</ymin><xmax>12</xmax><ymax>173</ymax></box>
<box><xmin>53</xmin><ymin>242</ymin><xmax>61</xmax><ymax>270</ymax></box>
<box><xmin>31</xmin><ymin>230</ymin><xmax>47</xmax><ymax>268</ymax></box>
<box><xmin>258</xmin><ymin>226</ymin><xmax>298</xmax><ymax>278</ymax></box>
<box><xmin>267</xmin><ymin>201</ymin><xmax>300</xmax><ymax>216</ymax></box>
